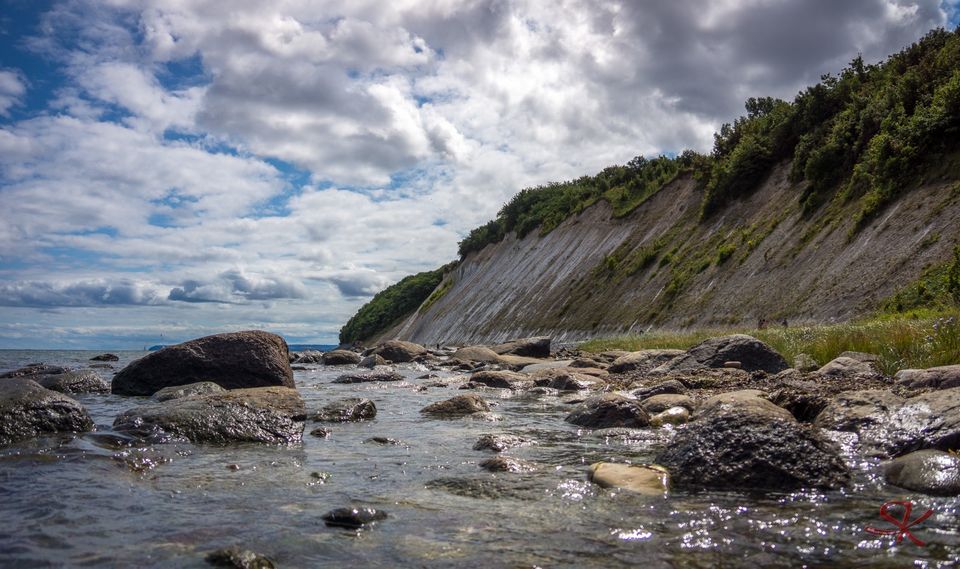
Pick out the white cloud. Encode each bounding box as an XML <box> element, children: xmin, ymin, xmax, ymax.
<box><xmin>0</xmin><ymin>69</ymin><xmax>26</xmax><ymax>116</ymax></box>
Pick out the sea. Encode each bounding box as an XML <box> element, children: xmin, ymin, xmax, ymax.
<box><xmin>0</xmin><ymin>349</ymin><xmax>958</xmax><ymax>567</ymax></box>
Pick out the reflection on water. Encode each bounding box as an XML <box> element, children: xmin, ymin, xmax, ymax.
<box><xmin>0</xmin><ymin>350</ymin><xmax>958</xmax><ymax>567</ymax></box>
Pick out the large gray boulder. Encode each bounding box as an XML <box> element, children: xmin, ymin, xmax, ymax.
<box><xmin>655</xmin><ymin>335</ymin><xmax>788</xmax><ymax>374</ymax></box>
<box><xmin>608</xmin><ymin>349</ymin><xmax>685</xmax><ymax>374</ymax></box>
<box><xmin>565</xmin><ymin>394</ymin><xmax>650</xmax><ymax>428</ymax></box>
<box><xmin>657</xmin><ymin>409</ymin><xmax>849</xmax><ymax>491</ymax></box>
<box><xmin>814</xmin><ymin>388</ymin><xmax>960</xmax><ymax>457</ymax></box>
<box><xmin>491</xmin><ymin>336</ymin><xmax>551</xmax><ymax>358</ymax></box>
<box><xmin>371</xmin><ymin>340</ymin><xmax>427</xmax><ymax>363</ymax></box>
<box><xmin>113</xmin><ymin>386</ymin><xmax>305</xmax><ymax>444</ymax></box>
<box><xmin>895</xmin><ymin>365</ymin><xmax>960</xmax><ymax>389</ymax></box>
<box><xmin>884</xmin><ymin>450</ymin><xmax>960</xmax><ymax>496</ymax></box>
<box><xmin>112</xmin><ymin>331</ymin><xmax>294</xmax><ymax>396</ymax></box>
<box><xmin>0</xmin><ymin>379</ymin><xmax>94</xmax><ymax>445</ymax></box>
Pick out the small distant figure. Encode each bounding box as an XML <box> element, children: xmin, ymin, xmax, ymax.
<box><xmin>436</xmin><ymin>342</ymin><xmax>441</xmax><ymax>350</ymax></box>
<box><xmin>757</xmin><ymin>317</ymin><xmax>767</xmax><ymax>330</ymax></box>
<box><xmin>781</xmin><ymin>318</ymin><xmax>789</xmax><ymax>328</ymax></box>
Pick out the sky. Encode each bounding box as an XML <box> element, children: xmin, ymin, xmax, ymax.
<box><xmin>0</xmin><ymin>1</ymin><xmax>958</xmax><ymax>349</ymax></box>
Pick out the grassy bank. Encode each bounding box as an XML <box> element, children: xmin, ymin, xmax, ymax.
<box><xmin>579</xmin><ymin>311</ymin><xmax>960</xmax><ymax>376</ymax></box>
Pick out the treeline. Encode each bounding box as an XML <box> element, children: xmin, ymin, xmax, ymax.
<box><xmin>459</xmin><ymin>27</ymin><xmax>960</xmax><ymax>257</ymax></box>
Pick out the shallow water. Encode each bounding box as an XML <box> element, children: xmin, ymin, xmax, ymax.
<box><xmin>0</xmin><ymin>350</ymin><xmax>958</xmax><ymax>568</ymax></box>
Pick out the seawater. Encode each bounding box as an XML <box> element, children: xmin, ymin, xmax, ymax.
<box><xmin>0</xmin><ymin>349</ymin><xmax>958</xmax><ymax>568</ymax></box>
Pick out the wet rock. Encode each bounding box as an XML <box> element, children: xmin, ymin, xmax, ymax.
<box><xmin>310</xmin><ymin>427</ymin><xmax>332</xmax><ymax>438</ymax></box>
<box><xmin>565</xmin><ymin>394</ymin><xmax>650</xmax><ymax>428</ymax></box>
<box><xmin>588</xmin><ymin>462</ymin><xmax>670</xmax><ymax>494</ymax></box>
<box><xmin>425</xmin><ymin>477</ymin><xmax>529</xmax><ymax>500</ymax></box>
<box><xmin>371</xmin><ymin>340</ymin><xmax>427</xmax><ymax>363</ymax></box>
<box><xmin>321</xmin><ymin>350</ymin><xmax>362</xmax><ymax>366</ymax></box>
<box><xmin>420</xmin><ymin>394</ymin><xmax>490</xmax><ymax>417</ymax></box>
<box><xmin>358</xmin><ymin>354</ymin><xmax>387</xmax><ymax>369</ymax></box>
<box><xmin>650</xmin><ymin>406</ymin><xmax>690</xmax><ymax>426</ymax></box>
<box><xmin>895</xmin><ymin>365</ymin><xmax>960</xmax><ymax>389</ymax></box>
<box><xmin>473</xmin><ymin>433</ymin><xmax>532</xmax><ymax>452</ymax></box>
<box><xmin>312</xmin><ymin>398</ymin><xmax>376</xmax><ymax>422</ymax></box>
<box><xmin>491</xmin><ymin>336</ymin><xmax>551</xmax><ymax>358</ymax></box>
<box><xmin>630</xmin><ymin>379</ymin><xmax>686</xmax><ymax>399</ymax></box>
<box><xmin>639</xmin><ymin>393</ymin><xmax>695</xmax><ymax>414</ymax></box>
<box><xmin>111</xmin><ymin>331</ymin><xmax>294</xmax><ymax>396</ymax></box>
<box><xmin>0</xmin><ymin>363</ymin><xmax>69</xmax><ymax>379</ymax></box>
<box><xmin>153</xmin><ymin>381</ymin><xmax>226</xmax><ymax>402</ymax></box>
<box><xmin>290</xmin><ymin>350</ymin><xmax>323</xmax><ymax>364</ymax></box>
<box><xmin>657</xmin><ymin>412</ymin><xmax>849</xmax><ymax>491</ymax></box>
<box><xmin>884</xmin><ymin>450</ymin><xmax>960</xmax><ymax>496</ymax></box>
<box><xmin>88</xmin><ymin>363</ymin><xmax>114</xmax><ymax>369</ymax></box>
<box><xmin>655</xmin><ymin>335</ymin><xmax>788</xmax><ymax>374</ymax></box>
<box><xmin>531</xmin><ymin>369</ymin><xmax>600</xmax><ymax>391</ymax></box>
<box><xmin>365</xmin><ymin>436</ymin><xmax>404</xmax><ymax>445</ymax></box>
<box><xmin>205</xmin><ymin>548</ymin><xmax>275</xmax><ymax>569</ymax></box>
<box><xmin>90</xmin><ymin>353</ymin><xmax>119</xmax><ymax>362</ymax></box>
<box><xmin>35</xmin><ymin>370</ymin><xmax>110</xmax><ymax>394</ymax></box>
<box><xmin>479</xmin><ymin>455</ymin><xmax>537</xmax><ymax>473</ymax></box>
<box><xmin>696</xmin><ymin>389</ymin><xmax>794</xmax><ymax>422</ymax></box>
<box><xmin>322</xmin><ymin>507</ymin><xmax>387</xmax><ymax>528</ymax></box>
<box><xmin>814</xmin><ymin>388</ymin><xmax>960</xmax><ymax>457</ymax></box>
<box><xmin>470</xmin><ymin>370</ymin><xmax>527</xmax><ymax>388</ymax></box>
<box><xmin>333</xmin><ymin>370</ymin><xmax>405</xmax><ymax>384</ymax></box>
<box><xmin>608</xmin><ymin>349</ymin><xmax>685</xmax><ymax>374</ymax></box>
<box><xmin>451</xmin><ymin>345</ymin><xmax>502</xmax><ymax>363</ymax></box>
<box><xmin>0</xmin><ymin>379</ymin><xmax>94</xmax><ymax>445</ymax></box>
<box><xmin>113</xmin><ymin>386</ymin><xmax>306</xmax><ymax>444</ymax></box>
<box><xmin>793</xmin><ymin>353</ymin><xmax>819</xmax><ymax>372</ymax></box>
<box><xmin>817</xmin><ymin>357</ymin><xmax>880</xmax><ymax>379</ymax></box>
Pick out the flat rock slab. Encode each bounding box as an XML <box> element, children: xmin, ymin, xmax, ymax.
<box><xmin>0</xmin><ymin>379</ymin><xmax>94</xmax><ymax>445</ymax></box>
<box><xmin>588</xmin><ymin>462</ymin><xmax>670</xmax><ymax>494</ymax></box>
<box><xmin>111</xmin><ymin>331</ymin><xmax>294</xmax><ymax>396</ymax></box>
<box><xmin>113</xmin><ymin>386</ymin><xmax>306</xmax><ymax>444</ymax></box>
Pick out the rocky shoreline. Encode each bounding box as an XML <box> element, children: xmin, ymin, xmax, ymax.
<box><xmin>1</xmin><ymin>330</ymin><xmax>959</xmax><ymax>566</ymax></box>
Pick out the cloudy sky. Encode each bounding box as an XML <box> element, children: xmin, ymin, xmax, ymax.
<box><xmin>0</xmin><ymin>0</ymin><xmax>958</xmax><ymax>349</ymax></box>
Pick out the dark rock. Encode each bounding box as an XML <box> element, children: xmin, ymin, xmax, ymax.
<box><xmin>371</xmin><ymin>340</ymin><xmax>427</xmax><ymax>363</ymax></box>
<box><xmin>639</xmin><ymin>393</ymin><xmax>695</xmax><ymax>414</ymax></box>
<box><xmin>895</xmin><ymin>365</ymin><xmax>960</xmax><ymax>390</ymax></box>
<box><xmin>310</xmin><ymin>427</ymin><xmax>332</xmax><ymax>438</ymax></box>
<box><xmin>473</xmin><ymin>433</ymin><xmax>532</xmax><ymax>452</ymax></box>
<box><xmin>205</xmin><ymin>548</ymin><xmax>275</xmax><ymax>569</ymax></box>
<box><xmin>531</xmin><ymin>369</ymin><xmax>600</xmax><ymax>391</ymax></box>
<box><xmin>420</xmin><ymin>394</ymin><xmax>490</xmax><ymax>416</ymax></box>
<box><xmin>657</xmin><ymin>412</ymin><xmax>849</xmax><ymax>491</ymax></box>
<box><xmin>111</xmin><ymin>331</ymin><xmax>294</xmax><ymax>396</ymax></box>
<box><xmin>365</xmin><ymin>436</ymin><xmax>404</xmax><ymax>445</ymax></box>
<box><xmin>766</xmin><ymin>386</ymin><xmax>830</xmax><ymax>423</ymax></box>
<box><xmin>312</xmin><ymin>398</ymin><xmax>376</xmax><ymax>422</ymax></box>
<box><xmin>0</xmin><ymin>379</ymin><xmax>94</xmax><ymax>445</ymax></box>
<box><xmin>884</xmin><ymin>450</ymin><xmax>960</xmax><ymax>496</ymax></box>
<box><xmin>630</xmin><ymin>379</ymin><xmax>685</xmax><ymax>399</ymax></box>
<box><xmin>113</xmin><ymin>386</ymin><xmax>305</xmax><ymax>444</ymax></box>
<box><xmin>88</xmin><ymin>363</ymin><xmax>114</xmax><ymax>369</ymax></box>
<box><xmin>469</xmin><ymin>370</ymin><xmax>526</xmax><ymax>388</ymax></box>
<box><xmin>565</xmin><ymin>394</ymin><xmax>650</xmax><ymax>428</ymax></box>
<box><xmin>290</xmin><ymin>350</ymin><xmax>323</xmax><ymax>364</ymax></box>
<box><xmin>321</xmin><ymin>507</ymin><xmax>387</xmax><ymax>528</ymax></box>
<box><xmin>321</xmin><ymin>350</ymin><xmax>362</xmax><ymax>366</ymax></box>
<box><xmin>358</xmin><ymin>354</ymin><xmax>387</xmax><ymax>369</ymax></box>
<box><xmin>657</xmin><ymin>335</ymin><xmax>788</xmax><ymax>374</ymax></box>
<box><xmin>90</xmin><ymin>353</ymin><xmax>120</xmax><ymax>362</ymax></box>
<box><xmin>0</xmin><ymin>363</ymin><xmax>69</xmax><ymax>378</ymax></box>
<box><xmin>814</xmin><ymin>388</ymin><xmax>960</xmax><ymax>457</ymax></box>
<box><xmin>153</xmin><ymin>381</ymin><xmax>226</xmax><ymax>402</ymax></box>
<box><xmin>479</xmin><ymin>455</ymin><xmax>537</xmax><ymax>472</ymax></box>
<box><xmin>35</xmin><ymin>370</ymin><xmax>110</xmax><ymax>394</ymax></box>
<box><xmin>609</xmin><ymin>349</ymin><xmax>685</xmax><ymax>374</ymax></box>
<box><xmin>491</xmin><ymin>336</ymin><xmax>551</xmax><ymax>358</ymax></box>
<box><xmin>332</xmin><ymin>371</ymin><xmax>404</xmax><ymax>384</ymax></box>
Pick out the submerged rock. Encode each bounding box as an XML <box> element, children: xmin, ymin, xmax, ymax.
<box><xmin>0</xmin><ymin>379</ymin><xmax>94</xmax><ymax>445</ymax></box>
<box><xmin>588</xmin><ymin>462</ymin><xmax>670</xmax><ymax>494</ymax></box>
<box><xmin>205</xmin><ymin>548</ymin><xmax>275</xmax><ymax>569</ymax></box>
<box><xmin>655</xmin><ymin>335</ymin><xmax>788</xmax><ymax>374</ymax></box>
<box><xmin>657</xmin><ymin>412</ymin><xmax>849</xmax><ymax>491</ymax></box>
<box><xmin>473</xmin><ymin>433</ymin><xmax>533</xmax><ymax>452</ymax></box>
<box><xmin>491</xmin><ymin>336</ymin><xmax>551</xmax><ymax>358</ymax></box>
<box><xmin>884</xmin><ymin>449</ymin><xmax>960</xmax><ymax>496</ymax></box>
<box><xmin>0</xmin><ymin>363</ymin><xmax>69</xmax><ymax>378</ymax></box>
<box><xmin>113</xmin><ymin>386</ymin><xmax>306</xmax><ymax>444</ymax></box>
<box><xmin>371</xmin><ymin>340</ymin><xmax>427</xmax><ymax>363</ymax></box>
<box><xmin>333</xmin><ymin>370</ymin><xmax>405</xmax><ymax>384</ymax></box>
<box><xmin>111</xmin><ymin>331</ymin><xmax>294</xmax><ymax>396</ymax></box>
<box><xmin>565</xmin><ymin>394</ymin><xmax>650</xmax><ymax>428</ymax></box>
<box><xmin>152</xmin><ymin>381</ymin><xmax>226</xmax><ymax>402</ymax></box>
<box><xmin>420</xmin><ymin>394</ymin><xmax>490</xmax><ymax>416</ymax></box>
<box><xmin>322</xmin><ymin>507</ymin><xmax>387</xmax><ymax>528</ymax></box>
<box><xmin>312</xmin><ymin>398</ymin><xmax>377</xmax><ymax>422</ymax></box>
<box><xmin>479</xmin><ymin>455</ymin><xmax>537</xmax><ymax>473</ymax></box>
<box><xmin>895</xmin><ymin>364</ymin><xmax>960</xmax><ymax>390</ymax></box>
<box><xmin>90</xmin><ymin>353</ymin><xmax>120</xmax><ymax>362</ymax></box>
<box><xmin>321</xmin><ymin>350</ymin><xmax>362</xmax><ymax>366</ymax></box>
<box><xmin>814</xmin><ymin>388</ymin><xmax>960</xmax><ymax>457</ymax></box>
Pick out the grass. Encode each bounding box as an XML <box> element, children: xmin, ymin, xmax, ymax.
<box><xmin>579</xmin><ymin>311</ymin><xmax>960</xmax><ymax>376</ymax></box>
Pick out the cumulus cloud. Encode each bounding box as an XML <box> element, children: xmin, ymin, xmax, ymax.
<box><xmin>0</xmin><ymin>69</ymin><xmax>26</xmax><ymax>116</ymax></box>
<box><xmin>0</xmin><ymin>279</ymin><xmax>165</xmax><ymax>307</ymax></box>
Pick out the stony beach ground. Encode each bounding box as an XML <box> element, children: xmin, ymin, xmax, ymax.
<box><xmin>0</xmin><ymin>331</ymin><xmax>959</xmax><ymax>567</ymax></box>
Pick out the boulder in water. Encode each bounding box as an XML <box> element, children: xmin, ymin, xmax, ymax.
<box><xmin>0</xmin><ymin>379</ymin><xmax>94</xmax><ymax>445</ymax></box>
<box><xmin>565</xmin><ymin>394</ymin><xmax>650</xmax><ymax>428</ymax></box>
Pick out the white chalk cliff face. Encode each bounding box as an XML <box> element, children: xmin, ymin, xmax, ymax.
<box><xmin>383</xmin><ymin>161</ymin><xmax>960</xmax><ymax>345</ymax></box>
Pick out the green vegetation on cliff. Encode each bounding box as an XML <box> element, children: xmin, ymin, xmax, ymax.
<box><xmin>339</xmin><ymin>264</ymin><xmax>454</xmax><ymax>344</ymax></box>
